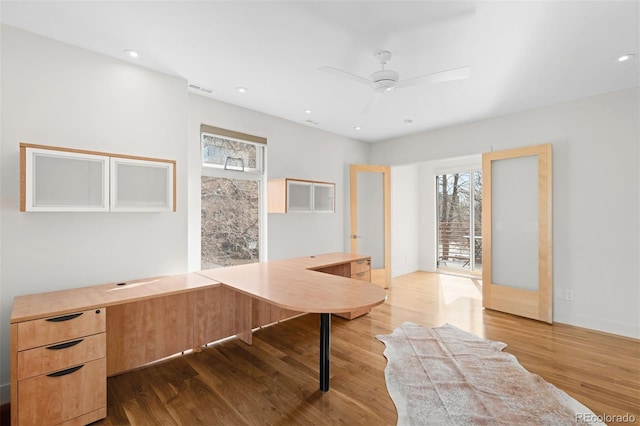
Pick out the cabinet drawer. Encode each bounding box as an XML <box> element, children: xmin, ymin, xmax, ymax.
<box><xmin>351</xmin><ymin>271</ymin><xmax>371</xmax><ymax>282</ymax></box>
<box><xmin>18</xmin><ymin>333</ymin><xmax>106</xmax><ymax>380</ymax></box>
<box><xmin>17</xmin><ymin>308</ymin><xmax>105</xmax><ymax>351</ymax></box>
<box><xmin>351</xmin><ymin>259</ymin><xmax>371</xmax><ymax>274</ymax></box>
<box><xmin>18</xmin><ymin>358</ymin><xmax>106</xmax><ymax>426</ymax></box>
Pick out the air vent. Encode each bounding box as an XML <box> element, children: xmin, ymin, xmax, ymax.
<box><xmin>188</xmin><ymin>83</ymin><xmax>214</xmax><ymax>94</ymax></box>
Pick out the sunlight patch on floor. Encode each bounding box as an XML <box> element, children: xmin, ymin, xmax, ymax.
<box><xmin>439</xmin><ymin>274</ymin><xmax>482</xmax><ymax>305</ymax></box>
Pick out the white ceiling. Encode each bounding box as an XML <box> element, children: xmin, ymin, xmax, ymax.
<box><xmin>1</xmin><ymin>1</ymin><xmax>638</xmax><ymax>143</ymax></box>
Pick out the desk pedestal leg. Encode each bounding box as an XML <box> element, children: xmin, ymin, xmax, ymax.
<box><xmin>320</xmin><ymin>313</ymin><xmax>330</xmax><ymax>392</ymax></box>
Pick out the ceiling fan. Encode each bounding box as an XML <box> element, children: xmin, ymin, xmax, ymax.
<box><xmin>319</xmin><ymin>50</ymin><xmax>470</xmax><ymax>112</ymax></box>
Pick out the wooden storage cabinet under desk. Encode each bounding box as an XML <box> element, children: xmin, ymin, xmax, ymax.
<box><xmin>350</xmin><ymin>259</ymin><xmax>371</xmax><ymax>283</ymax></box>
<box><xmin>12</xmin><ymin>308</ymin><xmax>107</xmax><ymax>426</ymax></box>
<box><xmin>314</xmin><ymin>257</ymin><xmax>372</xmax><ymax>320</ymax></box>
<box><xmin>340</xmin><ymin>260</ymin><xmax>372</xmax><ymax>318</ymax></box>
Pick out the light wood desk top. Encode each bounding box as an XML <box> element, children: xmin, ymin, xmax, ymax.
<box><xmin>11</xmin><ymin>273</ymin><xmax>217</xmax><ymax>323</ymax></box>
<box><xmin>272</xmin><ymin>252</ymin><xmax>374</xmax><ymax>270</ymax></box>
<box><xmin>11</xmin><ymin>252</ymin><xmax>386</xmax><ymax>322</ymax></box>
<box><xmin>197</xmin><ymin>253</ymin><xmax>386</xmax><ymax>313</ymax></box>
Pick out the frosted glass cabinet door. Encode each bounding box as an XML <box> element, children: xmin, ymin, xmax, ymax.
<box><xmin>313</xmin><ymin>183</ymin><xmax>335</xmax><ymax>212</ymax></box>
<box><xmin>287</xmin><ymin>180</ymin><xmax>313</xmax><ymax>212</ymax></box>
<box><xmin>24</xmin><ymin>148</ymin><xmax>110</xmax><ymax>212</ymax></box>
<box><xmin>110</xmin><ymin>158</ymin><xmax>175</xmax><ymax>212</ymax></box>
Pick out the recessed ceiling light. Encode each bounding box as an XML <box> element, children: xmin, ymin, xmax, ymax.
<box><xmin>304</xmin><ymin>109</ymin><xmax>312</xmax><ymax>114</ymax></box>
<box><xmin>618</xmin><ymin>54</ymin><xmax>636</xmax><ymax>62</ymax></box>
<box><xmin>404</xmin><ymin>119</ymin><xmax>413</xmax><ymax>125</ymax></box>
<box><xmin>354</xmin><ymin>126</ymin><xmax>361</xmax><ymax>131</ymax></box>
<box><xmin>124</xmin><ymin>49</ymin><xmax>139</xmax><ymax>58</ymax></box>
<box><xmin>235</xmin><ymin>87</ymin><xmax>248</xmax><ymax>93</ymax></box>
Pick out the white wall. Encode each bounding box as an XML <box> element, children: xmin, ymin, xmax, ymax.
<box><xmin>390</xmin><ymin>164</ymin><xmax>420</xmax><ymax>277</ymax></box>
<box><xmin>372</xmin><ymin>88</ymin><xmax>640</xmax><ymax>339</ymax></box>
<box><xmin>0</xmin><ymin>26</ymin><xmax>371</xmax><ymax>405</ymax></box>
<box><xmin>187</xmin><ymin>94</ymin><xmax>371</xmax><ymax>268</ymax></box>
<box><xmin>0</xmin><ymin>26</ymin><xmax>189</xmax><ymax>403</ymax></box>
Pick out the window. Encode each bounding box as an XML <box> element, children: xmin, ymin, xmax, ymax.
<box><xmin>200</xmin><ymin>126</ymin><xmax>266</xmax><ymax>268</ymax></box>
<box><xmin>202</xmin><ymin>135</ymin><xmax>260</xmax><ymax>172</ymax></box>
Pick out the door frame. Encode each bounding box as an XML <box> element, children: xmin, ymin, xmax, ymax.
<box><xmin>350</xmin><ymin>164</ymin><xmax>391</xmax><ymax>288</ymax></box>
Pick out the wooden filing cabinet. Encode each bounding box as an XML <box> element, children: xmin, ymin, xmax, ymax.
<box><xmin>339</xmin><ymin>258</ymin><xmax>372</xmax><ymax>319</ymax></box>
<box><xmin>12</xmin><ymin>308</ymin><xmax>107</xmax><ymax>426</ymax></box>
<box><xmin>350</xmin><ymin>259</ymin><xmax>371</xmax><ymax>282</ymax></box>
<box><xmin>315</xmin><ymin>257</ymin><xmax>373</xmax><ymax>320</ymax></box>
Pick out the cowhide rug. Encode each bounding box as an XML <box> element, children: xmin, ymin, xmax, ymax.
<box><xmin>376</xmin><ymin>323</ymin><xmax>604</xmax><ymax>425</ymax></box>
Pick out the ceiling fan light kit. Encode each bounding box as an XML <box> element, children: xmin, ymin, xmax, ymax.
<box><xmin>370</xmin><ymin>50</ymin><xmax>399</xmax><ymax>92</ymax></box>
<box><xmin>371</xmin><ymin>69</ymin><xmax>399</xmax><ymax>92</ymax></box>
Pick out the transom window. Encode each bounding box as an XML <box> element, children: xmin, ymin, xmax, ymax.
<box><xmin>201</xmin><ymin>126</ymin><xmax>264</xmax><ymax>175</ymax></box>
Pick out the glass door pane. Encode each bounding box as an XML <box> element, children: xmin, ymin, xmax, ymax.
<box><xmin>491</xmin><ymin>156</ymin><xmax>538</xmax><ymax>290</ymax></box>
<box><xmin>357</xmin><ymin>171</ymin><xmax>385</xmax><ymax>269</ymax></box>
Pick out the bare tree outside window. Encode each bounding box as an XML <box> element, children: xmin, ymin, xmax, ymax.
<box><xmin>201</xmin><ymin>177</ymin><xmax>260</xmax><ymax>268</ymax></box>
<box><xmin>437</xmin><ymin>171</ymin><xmax>482</xmax><ymax>271</ymax></box>
<box><xmin>201</xmin><ymin>132</ymin><xmax>264</xmax><ymax>269</ymax></box>
<box><xmin>202</xmin><ymin>136</ymin><xmax>257</xmax><ymax>170</ymax></box>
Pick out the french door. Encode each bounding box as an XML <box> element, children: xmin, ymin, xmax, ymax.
<box><xmin>349</xmin><ymin>164</ymin><xmax>391</xmax><ymax>288</ymax></box>
<box><xmin>482</xmin><ymin>144</ymin><xmax>553</xmax><ymax>323</ymax></box>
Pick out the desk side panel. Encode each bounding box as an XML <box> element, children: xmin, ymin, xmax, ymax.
<box><xmin>10</xmin><ymin>323</ymin><xmax>18</xmax><ymax>426</ymax></box>
<box><xmin>193</xmin><ymin>286</ymin><xmax>252</xmax><ymax>346</ymax></box>
<box><xmin>106</xmin><ymin>293</ymin><xmax>194</xmax><ymax>376</ymax></box>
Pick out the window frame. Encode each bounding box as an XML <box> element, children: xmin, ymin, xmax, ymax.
<box><xmin>200</xmin><ymin>130</ymin><xmax>268</xmax><ymax>265</ymax></box>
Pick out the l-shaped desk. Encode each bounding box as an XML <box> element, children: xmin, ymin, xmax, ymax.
<box><xmin>10</xmin><ymin>253</ymin><xmax>387</xmax><ymax>426</ymax></box>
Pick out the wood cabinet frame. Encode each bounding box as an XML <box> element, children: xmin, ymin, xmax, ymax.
<box><xmin>267</xmin><ymin>178</ymin><xmax>335</xmax><ymax>213</ymax></box>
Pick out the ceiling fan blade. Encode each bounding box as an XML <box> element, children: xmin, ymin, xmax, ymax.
<box><xmin>396</xmin><ymin>66</ymin><xmax>471</xmax><ymax>89</ymax></box>
<box><xmin>361</xmin><ymin>92</ymin><xmax>383</xmax><ymax>115</ymax></box>
<box><xmin>319</xmin><ymin>66</ymin><xmax>371</xmax><ymax>86</ymax></box>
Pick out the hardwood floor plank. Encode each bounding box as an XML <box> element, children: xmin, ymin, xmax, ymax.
<box><xmin>93</xmin><ymin>272</ymin><xmax>639</xmax><ymax>426</ymax></box>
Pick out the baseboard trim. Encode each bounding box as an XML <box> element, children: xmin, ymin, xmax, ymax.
<box><xmin>554</xmin><ymin>310</ymin><xmax>640</xmax><ymax>340</ymax></box>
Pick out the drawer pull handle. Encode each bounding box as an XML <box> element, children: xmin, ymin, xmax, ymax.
<box><xmin>356</xmin><ymin>272</ymin><xmax>366</xmax><ymax>277</ymax></box>
<box><xmin>46</xmin><ymin>312</ymin><xmax>83</xmax><ymax>323</ymax></box>
<box><xmin>356</xmin><ymin>260</ymin><xmax>365</xmax><ymax>264</ymax></box>
<box><xmin>47</xmin><ymin>365</ymin><xmax>84</xmax><ymax>377</ymax></box>
<box><xmin>46</xmin><ymin>339</ymin><xmax>83</xmax><ymax>350</ymax></box>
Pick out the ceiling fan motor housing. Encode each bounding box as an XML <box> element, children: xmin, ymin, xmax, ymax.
<box><xmin>370</xmin><ymin>69</ymin><xmax>399</xmax><ymax>92</ymax></box>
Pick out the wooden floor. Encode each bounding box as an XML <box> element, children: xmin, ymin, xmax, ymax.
<box><xmin>93</xmin><ymin>272</ymin><xmax>640</xmax><ymax>426</ymax></box>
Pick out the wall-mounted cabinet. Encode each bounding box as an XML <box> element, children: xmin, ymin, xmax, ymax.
<box><xmin>267</xmin><ymin>178</ymin><xmax>335</xmax><ymax>213</ymax></box>
<box><xmin>20</xmin><ymin>143</ymin><xmax>176</xmax><ymax>212</ymax></box>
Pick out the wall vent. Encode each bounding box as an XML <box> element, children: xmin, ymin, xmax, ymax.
<box><xmin>188</xmin><ymin>83</ymin><xmax>214</xmax><ymax>94</ymax></box>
